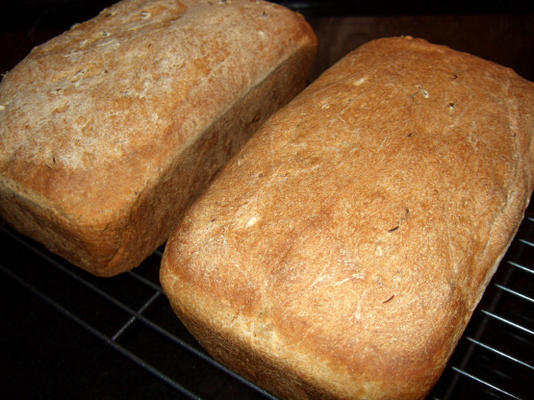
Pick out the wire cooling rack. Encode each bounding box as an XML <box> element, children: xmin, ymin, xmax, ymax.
<box><xmin>0</xmin><ymin>203</ymin><xmax>533</xmax><ymax>399</ymax></box>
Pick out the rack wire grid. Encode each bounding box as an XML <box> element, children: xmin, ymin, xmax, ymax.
<box><xmin>1</xmin><ymin>196</ymin><xmax>533</xmax><ymax>399</ymax></box>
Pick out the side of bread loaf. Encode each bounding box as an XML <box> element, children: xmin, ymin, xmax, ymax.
<box><xmin>0</xmin><ymin>0</ymin><xmax>317</xmax><ymax>276</ymax></box>
<box><xmin>160</xmin><ymin>37</ymin><xmax>534</xmax><ymax>399</ymax></box>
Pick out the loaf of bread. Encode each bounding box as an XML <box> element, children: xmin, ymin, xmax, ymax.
<box><xmin>0</xmin><ymin>0</ymin><xmax>317</xmax><ymax>276</ymax></box>
<box><xmin>160</xmin><ymin>37</ymin><xmax>534</xmax><ymax>399</ymax></box>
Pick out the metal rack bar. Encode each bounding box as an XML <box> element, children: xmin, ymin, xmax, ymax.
<box><xmin>112</xmin><ymin>291</ymin><xmax>162</xmax><ymax>342</ymax></box>
<box><xmin>494</xmin><ymin>283</ymin><xmax>534</xmax><ymax>304</ymax></box>
<box><xmin>480</xmin><ymin>310</ymin><xmax>534</xmax><ymax>336</ymax></box>
<box><xmin>0</xmin><ymin>262</ymin><xmax>201</xmax><ymax>400</ymax></box>
<box><xmin>450</xmin><ymin>367</ymin><xmax>522</xmax><ymax>400</ymax></box>
<box><xmin>508</xmin><ymin>260</ymin><xmax>534</xmax><ymax>275</ymax></box>
<box><xmin>129</xmin><ymin>269</ymin><xmax>164</xmax><ymax>292</ymax></box>
<box><xmin>518</xmin><ymin>238</ymin><xmax>534</xmax><ymax>247</ymax></box>
<box><xmin>465</xmin><ymin>337</ymin><xmax>534</xmax><ymax>371</ymax></box>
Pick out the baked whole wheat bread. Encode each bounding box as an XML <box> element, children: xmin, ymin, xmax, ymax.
<box><xmin>0</xmin><ymin>0</ymin><xmax>317</xmax><ymax>276</ymax></box>
<box><xmin>160</xmin><ymin>37</ymin><xmax>534</xmax><ymax>399</ymax></box>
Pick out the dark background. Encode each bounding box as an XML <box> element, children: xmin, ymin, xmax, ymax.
<box><xmin>1</xmin><ymin>1</ymin><xmax>533</xmax><ymax>399</ymax></box>
<box><xmin>2</xmin><ymin>1</ymin><xmax>534</xmax><ymax>81</ymax></box>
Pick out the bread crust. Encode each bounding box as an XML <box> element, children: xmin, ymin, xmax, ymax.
<box><xmin>161</xmin><ymin>37</ymin><xmax>534</xmax><ymax>399</ymax></box>
<box><xmin>0</xmin><ymin>0</ymin><xmax>317</xmax><ymax>275</ymax></box>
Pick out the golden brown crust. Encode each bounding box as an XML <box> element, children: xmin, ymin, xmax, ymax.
<box><xmin>160</xmin><ymin>37</ymin><xmax>534</xmax><ymax>399</ymax></box>
<box><xmin>0</xmin><ymin>0</ymin><xmax>317</xmax><ymax>275</ymax></box>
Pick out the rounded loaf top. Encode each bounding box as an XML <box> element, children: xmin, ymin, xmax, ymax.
<box><xmin>0</xmin><ymin>0</ymin><xmax>316</xmax><ymax>224</ymax></box>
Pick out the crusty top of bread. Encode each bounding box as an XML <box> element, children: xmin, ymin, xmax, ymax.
<box><xmin>0</xmin><ymin>0</ymin><xmax>315</xmax><ymax>227</ymax></box>
<box><xmin>161</xmin><ymin>37</ymin><xmax>534</xmax><ymax>399</ymax></box>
